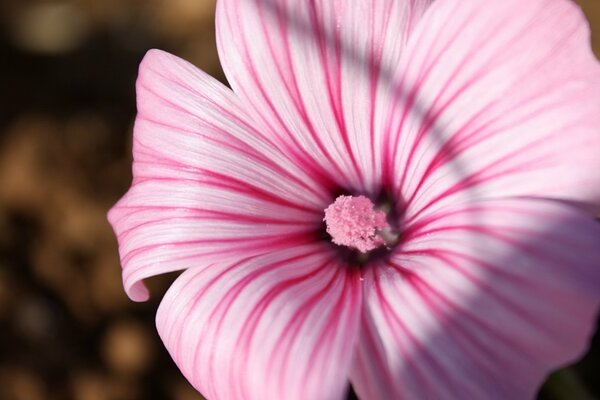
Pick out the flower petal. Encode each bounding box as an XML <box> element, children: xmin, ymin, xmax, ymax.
<box><xmin>216</xmin><ymin>0</ymin><xmax>432</xmax><ymax>192</ymax></box>
<box><xmin>108</xmin><ymin>50</ymin><xmax>326</xmax><ymax>301</ymax></box>
<box><xmin>350</xmin><ymin>198</ymin><xmax>600</xmax><ymax>399</ymax></box>
<box><xmin>156</xmin><ymin>244</ymin><xmax>361</xmax><ymax>400</ymax></box>
<box><xmin>385</xmin><ymin>0</ymin><xmax>600</xmax><ymax>219</ymax></box>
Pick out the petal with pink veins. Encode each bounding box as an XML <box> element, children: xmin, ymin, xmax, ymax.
<box><xmin>216</xmin><ymin>0</ymin><xmax>433</xmax><ymax>193</ymax></box>
<box><xmin>383</xmin><ymin>0</ymin><xmax>600</xmax><ymax>220</ymax></box>
<box><xmin>108</xmin><ymin>50</ymin><xmax>327</xmax><ymax>301</ymax></box>
<box><xmin>350</xmin><ymin>198</ymin><xmax>600</xmax><ymax>399</ymax></box>
<box><xmin>156</xmin><ymin>244</ymin><xmax>362</xmax><ymax>400</ymax></box>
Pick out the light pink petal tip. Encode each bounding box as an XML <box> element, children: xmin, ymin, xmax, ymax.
<box><xmin>156</xmin><ymin>245</ymin><xmax>362</xmax><ymax>400</ymax></box>
<box><xmin>108</xmin><ymin>50</ymin><xmax>327</xmax><ymax>301</ymax></box>
<box><xmin>351</xmin><ymin>198</ymin><xmax>600</xmax><ymax>399</ymax></box>
<box><xmin>216</xmin><ymin>0</ymin><xmax>433</xmax><ymax>193</ymax></box>
<box><xmin>382</xmin><ymin>0</ymin><xmax>600</xmax><ymax>219</ymax></box>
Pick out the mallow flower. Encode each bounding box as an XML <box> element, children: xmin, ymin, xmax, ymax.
<box><xmin>108</xmin><ymin>0</ymin><xmax>600</xmax><ymax>398</ymax></box>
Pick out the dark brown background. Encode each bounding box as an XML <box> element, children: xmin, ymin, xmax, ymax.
<box><xmin>0</xmin><ymin>1</ymin><xmax>598</xmax><ymax>399</ymax></box>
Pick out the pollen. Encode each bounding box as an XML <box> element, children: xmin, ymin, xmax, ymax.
<box><xmin>323</xmin><ymin>195</ymin><xmax>390</xmax><ymax>253</ymax></box>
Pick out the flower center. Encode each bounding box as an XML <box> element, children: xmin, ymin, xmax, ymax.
<box><xmin>323</xmin><ymin>195</ymin><xmax>394</xmax><ymax>254</ymax></box>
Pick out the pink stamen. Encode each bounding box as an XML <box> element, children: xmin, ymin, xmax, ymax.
<box><xmin>323</xmin><ymin>195</ymin><xmax>390</xmax><ymax>253</ymax></box>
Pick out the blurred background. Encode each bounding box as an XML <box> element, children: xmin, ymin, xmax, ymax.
<box><xmin>0</xmin><ymin>1</ymin><xmax>598</xmax><ymax>399</ymax></box>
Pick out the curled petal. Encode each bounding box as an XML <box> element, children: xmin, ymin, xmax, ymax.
<box><xmin>109</xmin><ymin>179</ymin><xmax>317</xmax><ymax>301</ymax></box>
<box><xmin>156</xmin><ymin>244</ymin><xmax>362</xmax><ymax>400</ymax></box>
<box><xmin>350</xmin><ymin>198</ymin><xmax>600</xmax><ymax>399</ymax></box>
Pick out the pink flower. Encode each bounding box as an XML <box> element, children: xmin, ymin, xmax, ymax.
<box><xmin>108</xmin><ymin>0</ymin><xmax>600</xmax><ymax>398</ymax></box>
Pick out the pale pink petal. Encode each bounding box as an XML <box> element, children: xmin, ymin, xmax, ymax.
<box><xmin>130</xmin><ymin>49</ymin><xmax>327</xmax><ymax>203</ymax></box>
<box><xmin>216</xmin><ymin>0</ymin><xmax>432</xmax><ymax>192</ymax></box>
<box><xmin>156</xmin><ymin>244</ymin><xmax>361</xmax><ymax>400</ymax></box>
<box><xmin>108</xmin><ymin>50</ymin><xmax>327</xmax><ymax>301</ymax></box>
<box><xmin>350</xmin><ymin>198</ymin><xmax>600</xmax><ymax>399</ymax></box>
<box><xmin>384</xmin><ymin>0</ymin><xmax>600</xmax><ymax>219</ymax></box>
